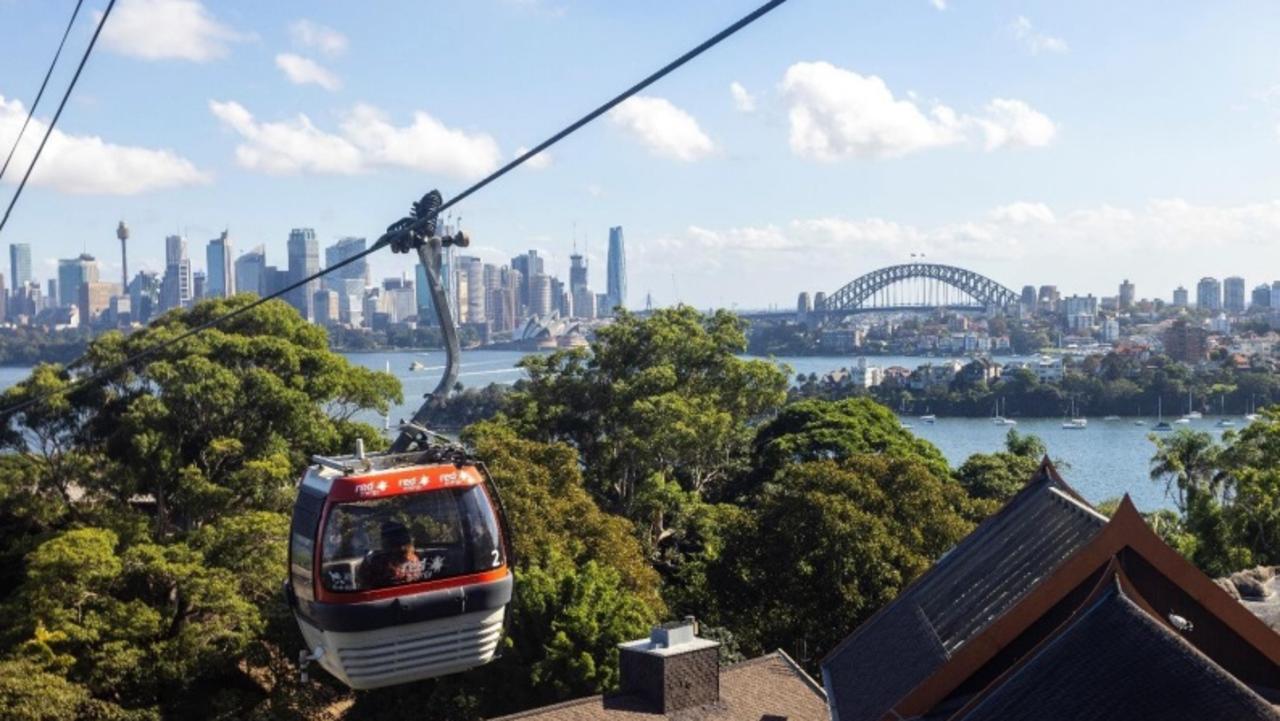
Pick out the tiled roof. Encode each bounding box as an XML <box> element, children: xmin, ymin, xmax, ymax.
<box><xmin>954</xmin><ymin>581</ymin><xmax>1280</xmax><ymax>721</ymax></box>
<box><xmin>490</xmin><ymin>651</ymin><xmax>828</xmax><ymax>721</ymax></box>
<box><xmin>820</xmin><ymin>460</ymin><xmax>1107</xmax><ymax>721</ymax></box>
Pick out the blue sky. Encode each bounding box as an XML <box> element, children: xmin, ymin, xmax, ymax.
<box><xmin>2</xmin><ymin>0</ymin><xmax>1280</xmax><ymax>308</ymax></box>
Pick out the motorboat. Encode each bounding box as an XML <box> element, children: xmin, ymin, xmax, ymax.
<box><xmin>919</xmin><ymin>414</ymin><xmax>936</xmax><ymax>424</ymax></box>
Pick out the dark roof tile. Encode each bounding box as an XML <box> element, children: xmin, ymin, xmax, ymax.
<box><xmin>954</xmin><ymin>581</ymin><xmax>1280</xmax><ymax>721</ymax></box>
<box><xmin>821</xmin><ymin>466</ymin><xmax>1106</xmax><ymax>721</ymax></box>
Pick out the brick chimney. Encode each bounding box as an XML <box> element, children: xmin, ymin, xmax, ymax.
<box><xmin>618</xmin><ymin>618</ymin><xmax>720</xmax><ymax>713</ymax></box>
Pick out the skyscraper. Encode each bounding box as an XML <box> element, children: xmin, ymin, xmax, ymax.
<box><xmin>1173</xmin><ymin>286</ymin><xmax>1189</xmax><ymax>307</ymax></box>
<box><xmin>206</xmin><ymin>231</ymin><xmax>234</xmax><ymax>298</ymax></box>
<box><xmin>324</xmin><ymin>236</ymin><xmax>369</xmax><ymax>299</ymax></box>
<box><xmin>1118</xmin><ymin>279</ymin><xmax>1135</xmax><ymax>310</ymax></box>
<box><xmin>511</xmin><ymin>250</ymin><xmax>544</xmax><ymax>318</ymax></box>
<box><xmin>9</xmin><ymin>243</ymin><xmax>31</xmax><ymax>291</ymax></box>
<box><xmin>287</xmin><ymin>228</ymin><xmax>319</xmax><ymax>321</ymax></box>
<box><xmin>1020</xmin><ymin>285</ymin><xmax>1037</xmax><ymax>314</ymax></box>
<box><xmin>1223</xmin><ymin>276</ymin><xmax>1246</xmax><ymax>313</ymax></box>
<box><xmin>569</xmin><ymin>251</ymin><xmax>588</xmax><ymax>295</ymax></box>
<box><xmin>234</xmin><ymin>245</ymin><xmax>266</xmax><ymax>296</ymax></box>
<box><xmin>606</xmin><ymin>226</ymin><xmax>626</xmax><ymax>313</ymax></box>
<box><xmin>462</xmin><ymin>256</ymin><xmax>485</xmax><ymax>323</ymax></box>
<box><xmin>529</xmin><ymin>273</ymin><xmax>553</xmax><ymax>317</ymax></box>
<box><xmin>161</xmin><ymin>235</ymin><xmax>192</xmax><ymax>310</ymax></box>
<box><xmin>57</xmin><ymin>254</ymin><xmax>99</xmax><ymax>308</ymax></box>
<box><xmin>1196</xmin><ymin>277</ymin><xmax>1221</xmax><ymax>311</ymax></box>
<box><xmin>1251</xmin><ymin>284</ymin><xmax>1271</xmax><ymax>309</ymax></box>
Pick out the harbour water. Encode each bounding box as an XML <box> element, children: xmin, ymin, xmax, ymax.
<box><xmin>1</xmin><ymin>351</ymin><xmax>1205</xmax><ymax>511</ymax></box>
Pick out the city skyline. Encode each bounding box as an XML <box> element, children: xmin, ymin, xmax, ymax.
<box><xmin>3</xmin><ymin>2</ymin><xmax>1280</xmax><ymax>307</ymax></box>
<box><xmin>9</xmin><ymin>230</ymin><xmax>1280</xmax><ymax>316</ymax></box>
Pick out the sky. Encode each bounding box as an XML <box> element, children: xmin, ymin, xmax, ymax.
<box><xmin>2</xmin><ymin>0</ymin><xmax>1280</xmax><ymax>310</ymax></box>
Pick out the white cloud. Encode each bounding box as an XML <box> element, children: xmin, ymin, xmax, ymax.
<box><xmin>289</xmin><ymin>19</ymin><xmax>347</xmax><ymax>56</ymax></box>
<box><xmin>340</xmin><ymin>105</ymin><xmax>502</xmax><ymax>178</ymax></box>
<box><xmin>781</xmin><ymin>61</ymin><xmax>964</xmax><ymax>160</ymax></box>
<box><xmin>635</xmin><ymin>198</ymin><xmax>1280</xmax><ymax>303</ymax></box>
<box><xmin>208</xmin><ymin>100</ymin><xmax>364</xmax><ymax>174</ymax></box>
<box><xmin>275</xmin><ymin>53</ymin><xmax>342</xmax><ymax>91</ymax></box>
<box><xmin>1275</xmin><ymin>121</ymin><xmax>1280</xmax><ymax>141</ymax></box>
<box><xmin>99</xmin><ymin>0</ymin><xmax>246</xmax><ymax>62</ymax></box>
<box><xmin>0</xmin><ymin>95</ymin><xmax>209</xmax><ymax>194</ymax></box>
<box><xmin>209</xmin><ymin>100</ymin><xmax>501</xmax><ymax>180</ymax></box>
<box><xmin>730</xmin><ymin>82</ymin><xmax>757</xmax><ymax>113</ymax></box>
<box><xmin>515</xmin><ymin>146</ymin><xmax>553</xmax><ymax>169</ymax></box>
<box><xmin>1011</xmin><ymin>16</ymin><xmax>1068</xmax><ymax>55</ymax></box>
<box><xmin>988</xmin><ymin>201</ymin><xmax>1056</xmax><ymax>224</ymax></box>
<box><xmin>780</xmin><ymin>61</ymin><xmax>1055</xmax><ymax>160</ymax></box>
<box><xmin>975</xmin><ymin>99</ymin><xmax>1057</xmax><ymax>150</ymax></box>
<box><xmin>609</xmin><ymin>96</ymin><xmax>715</xmax><ymax>161</ymax></box>
<box><xmin>930</xmin><ymin>0</ymin><xmax>947</xmax><ymax>10</ymax></box>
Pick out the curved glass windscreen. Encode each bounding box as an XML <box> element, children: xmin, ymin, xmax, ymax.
<box><xmin>320</xmin><ymin>485</ymin><xmax>504</xmax><ymax>593</ymax></box>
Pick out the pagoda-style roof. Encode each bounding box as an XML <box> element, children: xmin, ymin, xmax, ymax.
<box><xmin>820</xmin><ymin>458</ymin><xmax>1108</xmax><ymax>721</ymax></box>
<box><xmin>884</xmin><ymin>496</ymin><xmax>1280</xmax><ymax>720</ymax></box>
<box><xmin>950</xmin><ymin>574</ymin><xmax>1280</xmax><ymax>721</ymax></box>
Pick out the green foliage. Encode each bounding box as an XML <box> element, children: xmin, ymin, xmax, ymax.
<box><xmin>953</xmin><ymin>430</ymin><xmax>1046</xmax><ymax>505</ymax></box>
<box><xmin>0</xmin><ymin>658</ymin><xmax>89</xmax><ymax>721</ymax></box>
<box><xmin>463</xmin><ymin>421</ymin><xmax>663</xmax><ymax>611</ymax></box>
<box><xmin>709</xmin><ymin>456</ymin><xmax>974</xmax><ymax>665</ymax></box>
<box><xmin>1148</xmin><ymin>429</ymin><xmax>1224</xmax><ymax>512</ymax></box>
<box><xmin>750</xmin><ymin>397</ymin><xmax>951</xmax><ymax>485</ymax></box>
<box><xmin>0</xmin><ymin>327</ymin><xmax>90</xmax><ymax>365</ymax></box>
<box><xmin>12</xmin><ymin>528</ymin><xmax>262</xmax><ymax>707</ymax></box>
<box><xmin>500</xmin><ymin>307</ymin><xmax>788</xmax><ymax>579</ymax></box>
<box><xmin>0</xmin><ymin>299</ymin><xmax>401</xmax><ymax>719</ymax></box>
<box><xmin>1216</xmin><ymin>408</ymin><xmax>1280</xmax><ymax>566</ymax></box>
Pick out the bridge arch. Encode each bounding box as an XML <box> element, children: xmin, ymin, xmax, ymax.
<box><xmin>822</xmin><ymin>263</ymin><xmax>1019</xmax><ymax>312</ymax></box>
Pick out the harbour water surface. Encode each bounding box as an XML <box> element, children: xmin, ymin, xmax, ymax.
<box><xmin>3</xmin><ymin>351</ymin><xmax>1211</xmax><ymax>511</ymax></box>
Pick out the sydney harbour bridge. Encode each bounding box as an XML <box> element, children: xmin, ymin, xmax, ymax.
<box><xmin>737</xmin><ymin>262</ymin><xmax>1021</xmax><ymax>319</ymax></box>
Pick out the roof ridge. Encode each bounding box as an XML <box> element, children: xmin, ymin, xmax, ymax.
<box><xmin>945</xmin><ymin>576</ymin><xmax>1280</xmax><ymax>721</ymax></box>
<box><xmin>1045</xmin><ymin>485</ymin><xmax>1109</xmax><ymax>525</ymax></box>
<box><xmin>819</xmin><ymin>470</ymin><xmax>1073</xmax><ymax>666</ymax></box>
<box><xmin>770</xmin><ymin>649</ymin><xmax>828</xmax><ymax>700</ymax></box>
<box><xmin>887</xmin><ymin>493</ymin><xmax>1280</xmax><ymax>719</ymax></box>
<box><xmin>487</xmin><ymin>695</ymin><xmax>603</xmax><ymax>721</ymax></box>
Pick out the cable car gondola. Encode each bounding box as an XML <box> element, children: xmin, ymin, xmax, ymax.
<box><xmin>285</xmin><ymin>193</ymin><xmax>513</xmax><ymax>689</ymax></box>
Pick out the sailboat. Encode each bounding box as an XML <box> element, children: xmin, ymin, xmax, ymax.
<box><xmin>1244</xmin><ymin>395</ymin><xmax>1260</xmax><ymax>422</ymax></box>
<box><xmin>1182</xmin><ymin>389</ymin><xmax>1201</xmax><ymax>421</ymax></box>
<box><xmin>992</xmin><ymin>397</ymin><xmax>1017</xmax><ymax>426</ymax></box>
<box><xmin>1153</xmin><ymin>397</ymin><xmax>1173</xmax><ymax>432</ymax></box>
<box><xmin>1216</xmin><ymin>392</ymin><xmax>1235</xmax><ymax>427</ymax></box>
<box><xmin>1062</xmin><ymin>398</ymin><xmax>1087</xmax><ymax>429</ymax></box>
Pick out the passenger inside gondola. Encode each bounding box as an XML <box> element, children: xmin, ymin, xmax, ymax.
<box><xmin>319</xmin><ymin>485</ymin><xmax>505</xmax><ymax>593</ymax></box>
<box><xmin>364</xmin><ymin>521</ymin><xmax>424</xmax><ymax>587</ymax></box>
